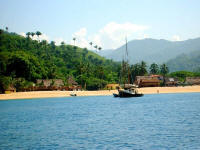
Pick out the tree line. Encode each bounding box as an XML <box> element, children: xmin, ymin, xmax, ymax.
<box><xmin>1</xmin><ymin>28</ymin><xmax>198</xmax><ymax>93</ymax></box>
<box><xmin>0</xmin><ymin>29</ymin><xmax>120</xmax><ymax>92</ymax></box>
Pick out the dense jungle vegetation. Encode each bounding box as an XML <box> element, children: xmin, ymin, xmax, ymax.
<box><xmin>0</xmin><ymin>30</ymin><xmax>121</xmax><ymax>91</ymax></box>
<box><xmin>0</xmin><ymin>29</ymin><xmax>199</xmax><ymax>93</ymax></box>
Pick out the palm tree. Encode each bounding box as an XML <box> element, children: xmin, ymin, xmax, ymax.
<box><xmin>160</xmin><ymin>63</ymin><xmax>169</xmax><ymax>86</ymax></box>
<box><xmin>149</xmin><ymin>63</ymin><xmax>159</xmax><ymax>74</ymax></box>
<box><xmin>5</xmin><ymin>27</ymin><xmax>8</xmax><ymax>32</ymax></box>
<box><xmin>140</xmin><ymin>61</ymin><xmax>147</xmax><ymax>75</ymax></box>
<box><xmin>50</xmin><ymin>41</ymin><xmax>56</xmax><ymax>49</ymax></box>
<box><xmin>61</xmin><ymin>41</ymin><xmax>65</xmax><ymax>50</ymax></box>
<box><xmin>98</xmin><ymin>47</ymin><xmax>102</xmax><ymax>51</ymax></box>
<box><xmin>31</xmin><ymin>32</ymin><xmax>35</xmax><ymax>39</ymax></box>
<box><xmin>73</xmin><ymin>37</ymin><xmax>76</xmax><ymax>46</ymax></box>
<box><xmin>94</xmin><ymin>45</ymin><xmax>98</xmax><ymax>51</ymax></box>
<box><xmin>160</xmin><ymin>64</ymin><xmax>169</xmax><ymax>76</ymax></box>
<box><xmin>36</xmin><ymin>31</ymin><xmax>42</xmax><ymax>41</ymax></box>
<box><xmin>26</xmin><ymin>32</ymin><xmax>31</xmax><ymax>38</ymax></box>
<box><xmin>89</xmin><ymin>42</ymin><xmax>93</xmax><ymax>50</ymax></box>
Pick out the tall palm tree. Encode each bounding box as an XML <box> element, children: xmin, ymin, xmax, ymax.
<box><xmin>160</xmin><ymin>64</ymin><xmax>169</xmax><ymax>75</ymax></box>
<box><xmin>94</xmin><ymin>45</ymin><xmax>98</xmax><ymax>52</ymax></box>
<box><xmin>89</xmin><ymin>42</ymin><xmax>93</xmax><ymax>50</ymax></box>
<box><xmin>61</xmin><ymin>41</ymin><xmax>65</xmax><ymax>50</ymax></box>
<box><xmin>73</xmin><ymin>37</ymin><xmax>76</xmax><ymax>46</ymax></box>
<box><xmin>160</xmin><ymin>63</ymin><xmax>169</xmax><ymax>86</ymax></box>
<box><xmin>36</xmin><ymin>31</ymin><xmax>42</xmax><ymax>41</ymax></box>
<box><xmin>98</xmin><ymin>47</ymin><xmax>102</xmax><ymax>51</ymax></box>
<box><xmin>140</xmin><ymin>61</ymin><xmax>147</xmax><ymax>75</ymax></box>
<box><xmin>5</xmin><ymin>27</ymin><xmax>8</xmax><ymax>32</ymax></box>
<box><xmin>26</xmin><ymin>32</ymin><xmax>31</xmax><ymax>38</ymax></box>
<box><xmin>31</xmin><ymin>32</ymin><xmax>35</xmax><ymax>39</ymax></box>
<box><xmin>149</xmin><ymin>63</ymin><xmax>159</xmax><ymax>74</ymax></box>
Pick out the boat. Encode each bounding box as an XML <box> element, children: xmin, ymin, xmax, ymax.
<box><xmin>113</xmin><ymin>84</ymin><xmax>143</xmax><ymax>98</ymax></box>
<box><xmin>113</xmin><ymin>38</ymin><xmax>144</xmax><ymax>98</ymax></box>
<box><xmin>70</xmin><ymin>93</ymin><xmax>77</xmax><ymax>96</ymax></box>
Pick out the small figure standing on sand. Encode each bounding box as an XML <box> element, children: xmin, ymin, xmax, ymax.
<box><xmin>157</xmin><ymin>90</ymin><xmax>159</xmax><ymax>94</ymax></box>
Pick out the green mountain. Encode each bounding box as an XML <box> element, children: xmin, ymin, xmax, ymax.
<box><xmin>0</xmin><ymin>30</ymin><xmax>120</xmax><ymax>91</ymax></box>
<box><xmin>166</xmin><ymin>49</ymin><xmax>200</xmax><ymax>72</ymax></box>
<box><xmin>100</xmin><ymin>38</ymin><xmax>200</xmax><ymax>65</ymax></box>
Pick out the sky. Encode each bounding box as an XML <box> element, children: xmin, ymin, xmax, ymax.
<box><xmin>1</xmin><ymin>0</ymin><xmax>200</xmax><ymax>49</ymax></box>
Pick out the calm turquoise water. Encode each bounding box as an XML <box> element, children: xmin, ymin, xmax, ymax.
<box><xmin>0</xmin><ymin>93</ymin><xmax>200</xmax><ymax>149</ymax></box>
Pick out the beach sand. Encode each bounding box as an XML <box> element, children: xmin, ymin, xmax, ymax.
<box><xmin>0</xmin><ymin>86</ymin><xmax>200</xmax><ymax>100</ymax></box>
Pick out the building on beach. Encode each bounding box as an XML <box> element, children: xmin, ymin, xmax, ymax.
<box><xmin>105</xmin><ymin>84</ymin><xmax>120</xmax><ymax>90</ymax></box>
<box><xmin>135</xmin><ymin>76</ymin><xmax>161</xmax><ymax>87</ymax></box>
<box><xmin>4</xmin><ymin>86</ymin><xmax>16</xmax><ymax>94</ymax></box>
<box><xmin>164</xmin><ymin>77</ymin><xmax>179</xmax><ymax>86</ymax></box>
<box><xmin>36</xmin><ymin>78</ymin><xmax>81</xmax><ymax>91</ymax></box>
<box><xmin>185</xmin><ymin>77</ymin><xmax>200</xmax><ymax>85</ymax></box>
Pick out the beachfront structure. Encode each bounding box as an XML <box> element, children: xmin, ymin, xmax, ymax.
<box><xmin>36</xmin><ymin>78</ymin><xmax>81</xmax><ymax>91</ymax></box>
<box><xmin>67</xmin><ymin>76</ymin><xmax>82</xmax><ymax>91</ymax></box>
<box><xmin>67</xmin><ymin>76</ymin><xmax>78</xmax><ymax>86</ymax></box>
<box><xmin>106</xmin><ymin>84</ymin><xmax>119</xmax><ymax>90</ymax></box>
<box><xmin>165</xmin><ymin>77</ymin><xmax>179</xmax><ymax>86</ymax></box>
<box><xmin>36</xmin><ymin>79</ymin><xmax>64</xmax><ymax>90</ymax></box>
<box><xmin>135</xmin><ymin>76</ymin><xmax>161</xmax><ymax>87</ymax></box>
<box><xmin>4</xmin><ymin>86</ymin><xmax>16</xmax><ymax>94</ymax></box>
<box><xmin>185</xmin><ymin>77</ymin><xmax>200</xmax><ymax>85</ymax></box>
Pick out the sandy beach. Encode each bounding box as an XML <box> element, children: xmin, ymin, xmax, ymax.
<box><xmin>0</xmin><ymin>86</ymin><xmax>200</xmax><ymax>100</ymax></box>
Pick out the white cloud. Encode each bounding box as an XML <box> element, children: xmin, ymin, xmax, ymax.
<box><xmin>19</xmin><ymin>32</ymin><xmax>26</xmax><ymax>37</ymax></box>
<box><xmin>96</xmin><ymin>22</ymin><xmax>149</xmax><ymax>49</ymax></box>
<box><xmin>19</xmin><ymin>22</ymin><xmax>149</xmax><ymax>49</ymax></box>
<box><xmin>172</xmin><ymin>35</ymin><xmax>181</xmax><ymax>41</ymax></box>
<box><xmin>71</xmin><ymin>28</ymin><xmax>90</xmax><ymax>48</ymax></box>
<box><xmin>38</xmin><ymin>33</ymin><xmax>49</xmax><ymax>41</ymax></box>
<box><xmin>54</xmin><ymin>37</ymin><xmax>66</xmax><ymax>45</ymax></box>
<box><xmin>74</xmin><ymin>28</ymin><xmax>87</xmax><ymax>37</ymax></box>
<box><xmin>71</xmin><ymin>22</ymin><xmax>149</xmax><ymax>49</ymax></box>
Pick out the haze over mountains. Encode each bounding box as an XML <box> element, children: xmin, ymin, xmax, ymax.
<box><xmin>166</xmin><ymin>49</ymin><xmax>200</xmax><ymax>72</ymax></box>
<box><xmin>98</xmin><ymin>38</ymin><xmax>200</xmax><ymax>63</ymax></box>
<box><xmin>97</xmin><ymin>38</ymin><xmax>200</xmax><ymax>72</ymax></box>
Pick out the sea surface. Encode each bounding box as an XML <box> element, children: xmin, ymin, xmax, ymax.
<box><xmin>0</xmin><ymin>93</ymin><xmax>200</xmax><ymax>150</ymax></box>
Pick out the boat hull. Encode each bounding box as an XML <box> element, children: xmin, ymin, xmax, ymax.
<box><xmin>113</xmin><ymin>90</ymin><xmax>144</xmax><ymax>98</ymax></box>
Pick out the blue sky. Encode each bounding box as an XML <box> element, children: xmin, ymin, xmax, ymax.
<box><xmin>1</xmin><ymin>0</ymin><xmax>200</xmax><ymax>49</ymax></box>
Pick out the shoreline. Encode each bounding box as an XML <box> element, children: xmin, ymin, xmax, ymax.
<box><xmin>0</xmin><ymin>86</ymin><xmax>200</xmax><ymax>100</ymax></box>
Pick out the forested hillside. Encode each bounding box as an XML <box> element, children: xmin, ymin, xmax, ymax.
<box><xmin>0</xmin><ymin>30</ymin><xmax>121</xmax><ymax>91</ymax></box>
<box><xmin>166</xmin><ymin>49</ymin><xmax>200</xmax><ymax>72</ymax></box>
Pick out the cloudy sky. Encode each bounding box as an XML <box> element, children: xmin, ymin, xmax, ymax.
<box><xmin>0</xmin><ymin>0</ymin><xmax>200</xmax><ymax>49</ymax></box>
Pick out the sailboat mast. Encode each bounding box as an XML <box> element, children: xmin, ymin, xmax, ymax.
<box><xmin>125</xmin><ymin>37</ymin><xmax>131</xmax><ymax>84</ymax></box>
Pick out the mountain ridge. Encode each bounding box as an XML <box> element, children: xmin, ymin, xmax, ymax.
<box><xmin>99</xmin><ymin>37</ymin><xmax>200</xmax><ymax>66</ymax></box>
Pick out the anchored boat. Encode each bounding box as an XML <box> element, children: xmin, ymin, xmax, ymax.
<box><xmin>113</xmin><ymin>38</ymin><xmax>144</xmax><ymax>98</ymax></box>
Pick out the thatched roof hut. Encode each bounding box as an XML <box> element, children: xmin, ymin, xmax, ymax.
<box><xmin>165</xmin><ymin>77</ymin><xmax>179</xmax><ymax>86</ymax></box>
<box><xmin>185</xmin><ymin>77</ymin><xmax>200</xmax><ymax>85</ymax></box>
<box><xmin>67</xmin><ymin>76</ymin><xmax>78</xmax><ymax>85</ymax></box>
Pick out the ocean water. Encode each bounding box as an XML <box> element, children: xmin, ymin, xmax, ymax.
<box><xmin>0</xmin><ymin>93</ymin><xmax>200</xmax><ymax>150</ymax></box>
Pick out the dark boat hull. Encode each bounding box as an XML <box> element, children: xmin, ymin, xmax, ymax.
<box><xmin>113</xmin><ymin>93</ymin><xmax>119</xmax><ymax>97</ymax></box>
<box><xmin>113</xmin><ymin>90</ymin><xmax>144</xmax><ymax>98</ymax></box>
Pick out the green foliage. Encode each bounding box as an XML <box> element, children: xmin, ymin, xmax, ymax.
<box><xmin>0</xmin><ymin>75</ymin><xmax>13</xmax><ymax>93</ymax></box>
<box><xmin>0</xmin><ymin>30</ymin><xmax>120</xmax><ymax>90</ymax></box>
<box><xmin>169</xmin><ymin>71</ymin><xmax>199</xmax><ymax>82</ymax></box>
<box><xmin>149</xmin><ymin>63</ymin><xmax>159</xmax><ymax>74</ymax></box>
<box><xmin>14</xmin><ymin>78</ymin><xmax>34</xmax><ymax>92</ymax></box>
<box><xmin>166</xmin><ymin>50</ymin><xmax>200</xmax><ymax>72</ymax></box>
<box><xmin>160</xmin><ymin>64</ymin><xmax>169</xmax><ymax>76</ymax></box>
<box><xmin>130</xmin><ymin>61</ymin><xmax>148</xmax><ymax>82</ymax></box>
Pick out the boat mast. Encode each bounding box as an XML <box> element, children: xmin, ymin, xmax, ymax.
<box><xmin>125</xmin><ymin>37</ymin><xmax>131</xmax><ymax>84</ymax></box>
